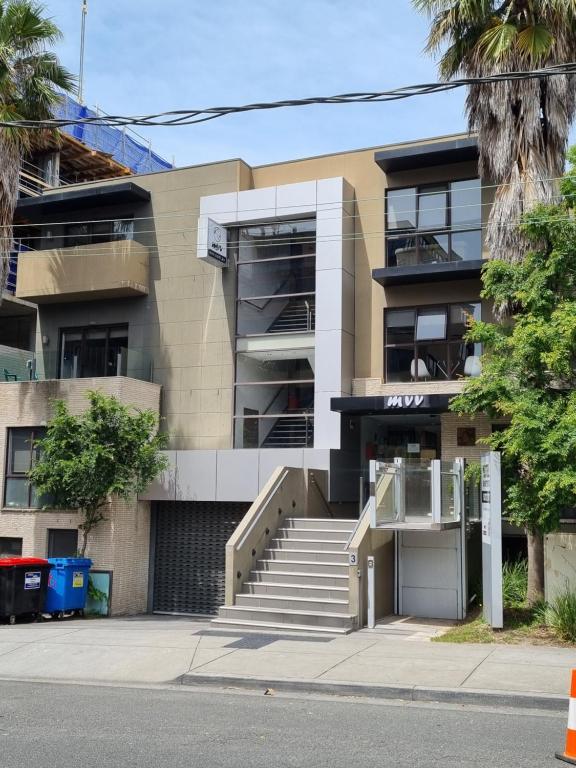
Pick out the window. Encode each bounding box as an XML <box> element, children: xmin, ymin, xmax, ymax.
<box><xmin>65</xmin><ymin>218</ymin><xmax>134</xmax><ymax>247</ymax></box>
<box><xmin>60</xmin><ymin>325</ymin><xmax>128</xmax><ymax>379</ymax></box>
<box><xmin>385</xmin><ymin>179</ymin><xmax>482</xmax><ymax>267</ymax></box>
<box><xmin>4</xmin><ymin>427</ymin><xmax>49</xmax><ymax>509</ymax></box>
<box><xmin>0</xmin><ymin>537</ymin><xmax>22</xmax><ymax>557</ymax></box>
<box><xmin>234</xmin><ymin>221</ymin><xmax>316</xmax><ymax>336</ymax></box>
<box><xmin>385</xmin><ymin>302</ymin><xmax>481</xmax><ymax>382</ymax></box>
<box><xmin>47</xmin><ymin>529</ymin><xmax>78</xmax><ymax>558</ymax></box>
<box><xmin>457</xmin><ymin>427</ymin><xmax>477</xmax><ymax>447</ymax></box>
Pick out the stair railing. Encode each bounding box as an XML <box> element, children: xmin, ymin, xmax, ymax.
<box><xmin>224</xmin><ymin>466</ymin><xmax>307</xmax><ymax>606</ymax></box>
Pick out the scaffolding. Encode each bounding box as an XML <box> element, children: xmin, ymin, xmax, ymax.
<box><xmin>55</xmin><ymin>94</ymin><xmax>173</xmax><ymax>175</ymax></box>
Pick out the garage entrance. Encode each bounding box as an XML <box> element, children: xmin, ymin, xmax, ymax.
<box><xmin>151</xmin><ymin>502</ymin><xmax>249</xmax><ymax>616</ymax></box>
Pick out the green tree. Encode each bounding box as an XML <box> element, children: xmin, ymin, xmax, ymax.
<box><xmin>451</xmin><ymin>166</ymin><xmax>576</xmax><ymax>604</ymax></box>
<box><xmin>29</xmin><ymin>391</ymin><xmax>169</xmax><ymax>556</ymax></box>
<box><xmin>413</xmin><ymin>0</ymin><xmax>576</xmax><ymax>266</ymax></box>
<box><xmin>0</xmin><ymin>0</ymin><xmax>74</xmax><ymax>297</ymax></box>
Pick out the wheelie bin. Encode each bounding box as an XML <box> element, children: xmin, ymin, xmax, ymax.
<box><xmin>44</xmin><ymin>558</ymin><xmax>93</xmax><ymax>618</ymax></box>
<box><xmin>0</xmin><ymin>557</ymin><xmax>51</xmax><ymax>624</ymax></box>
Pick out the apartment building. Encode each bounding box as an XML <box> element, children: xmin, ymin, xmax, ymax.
<box><xmin>0</xmin><ymin>133</ymin><xmax>501</xmax><ymax>620</ymax></box>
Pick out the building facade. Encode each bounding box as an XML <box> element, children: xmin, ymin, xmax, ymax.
<box><xmin>1</xmin><ymin>133</ymin><xmax>520</xmax><ymax>618</ymax></box>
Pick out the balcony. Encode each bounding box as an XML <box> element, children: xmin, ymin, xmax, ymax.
<box><xmin>15</xmin><ymin>239</ymin><xmax>149</xmax><ymax>303</ymax></box>
<box><xmin>373</xmin><ymin>230</ymin><xmax>484</xmax><ymax>287</ymax></box>
<box><xmin>0</xmin><ymin>346</ymin><xmax>153</xmax><ymax>383</ymax></box>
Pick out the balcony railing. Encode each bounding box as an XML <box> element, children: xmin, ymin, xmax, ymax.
<box><xmin>0</xmin><ymin>346</ymin><xmax>153</xmax><ymax>383</ymax></box>
<box><xmin>385</xmin><ymin>229</ymin><xmax>482</xmax><ymax>268</ymax></box>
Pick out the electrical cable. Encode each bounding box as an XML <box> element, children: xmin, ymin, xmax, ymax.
<box><xmin>2</xmin><ymin>63</ymin><xmax>576</xmax><ymax>129</ymax></box>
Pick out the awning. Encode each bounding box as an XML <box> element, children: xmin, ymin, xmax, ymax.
<box><xmin>375</xmin><ymin>137</ymin><xmax>478</xmax><ymax>173</ymax></box>
<box><xmin>15</xmin><ymin>181</ymin><xmax>151</xmax><ymax>220</ymax></box>
<box><xmin>331</xmin><ymin>394</ymin><xmax>452</xmax><ymax>415</ymax></box>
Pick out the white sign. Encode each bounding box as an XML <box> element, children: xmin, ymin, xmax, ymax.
<box><xmin>407</xmin><ymin>443</ymin><xmax>420</xmax><ymax>454</ymax></box>
<box><xmin>207</xmin><ymin>218</ymin><xmax>228</xmax><ymax>267</ymax></box>
<box><xmin>481</xmin><ymin>452</ymin><xmax>503</xmax><ymax>629</ymax></box>
<box><xmin>24</xmin><ymin>571</ymin><xmax>41</xmax><ymax>590</ymax></box>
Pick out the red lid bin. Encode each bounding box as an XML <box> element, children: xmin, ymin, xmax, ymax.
<box><xmin>0</xmin><ymin>557</ymin><xmax>51</xmax><ymax>623</ymax></box>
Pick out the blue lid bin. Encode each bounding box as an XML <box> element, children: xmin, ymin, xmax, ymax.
<box><xmin>44</xmin><ymin>558</ymin><xmax>93</xmax><ymax>617</ymax></box>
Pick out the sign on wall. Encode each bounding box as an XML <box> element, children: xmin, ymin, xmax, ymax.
<box><xmin>481</xmin><ymin>451</ymin><xmax>503</xmax><ymax>629</ymax></box>
<box><xmin>197</xmin><ymin>217</ymin><xmax>229</xmax><ymax>268</ymax></box>
<box><xmin>206</xmin><ymin>218</ymin><xmax>228</xmax><ymax>268</ymax></box>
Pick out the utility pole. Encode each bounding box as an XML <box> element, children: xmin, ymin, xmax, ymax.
<box><xmin>78</xmin><ymin>0</ymin><xmax>88</xmax><ymax>104</ymax></box>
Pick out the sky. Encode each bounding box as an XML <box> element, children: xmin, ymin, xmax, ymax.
<box><xmin>43</xmin><ymin>0</ymin><xmax>470</xmax><ymax>169</ymax></box>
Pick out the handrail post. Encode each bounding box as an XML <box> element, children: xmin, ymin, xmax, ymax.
<box><xmin>431</xmin><ymin>460</ymin><xmax>442</xmax><ymax>524</ymax></box>
<box><xmin>393</xmin><ymin>457</ymin><xmax>405</xmax><ymax>523</ymax></box>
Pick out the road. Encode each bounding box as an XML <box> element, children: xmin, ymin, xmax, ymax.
<box><xmin>0</xmin><ymin>681</ymin><xmax>565</xmax><ymax>767</ymax></box>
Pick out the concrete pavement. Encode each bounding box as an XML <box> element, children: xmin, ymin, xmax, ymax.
<box><xmin>0</xmin><ymin>615</ymin><xmax>574</xmax><ymax>709</ymax></box>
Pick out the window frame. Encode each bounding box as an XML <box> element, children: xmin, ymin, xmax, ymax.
<box><xmin>384</xmin><ymin>302</ymin><xmax>481</xmax><ymax>383</ymax></box>
<box><xmin>4</xmin><ymin>427</ymin><xmax>46</xmax><ymax>509</ymax></box>
<box><xmin>385</xmin><ymin>179</ymin><xmax>482</xmax><ymax>267</ymax></box>
<box><xmin>58</xmin><ymin>323</ymin><xmax>129</xmax><ymax>379</ymax></box>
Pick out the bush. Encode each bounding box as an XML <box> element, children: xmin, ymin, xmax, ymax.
<box><xmin>539</xmin><ymin>589</ymin><xmax>576</xmax><ymax>643</ymax></box>
<box><xmin>502</xmin><ymin>559</ymin><xmax>528</xmax><ymax>608</ymax></box>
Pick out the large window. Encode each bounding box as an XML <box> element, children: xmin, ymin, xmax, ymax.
<box><xmin>385</xmin><ymin>179</ymin><xmax>482</xmax><ymax>267</ymax></box>
<box><xmin>385</xmin><ymin>303</ymin><xmax>481</xmax><ymax>382</ymax></box>
<box><xmin>60</xmin><ymin>325</ymin><xmax>128</xmax><ymax>379</ymax></box>
<box><xmin>234</xmin><ymin>220</ymin><xmax>316</xmax><ymax>336</ymax></box>
<box><xmin>65</xmin><ymin>218</ymin><xmax>134</xmax><ymax>247</ymax></box>
<box><xmin>4</xmin><ymin>427</ymin><xmax>49</xmax><ymax>509</ymax></box>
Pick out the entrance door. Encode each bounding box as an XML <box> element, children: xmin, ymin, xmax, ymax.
<box><xmin>152</xmin><ymin>502</ymin><xmax>249</xmax><ymax>615</ymax></box>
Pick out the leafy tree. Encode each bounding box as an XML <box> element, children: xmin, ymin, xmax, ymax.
<box><xmin>29</xmin><ymin>391</ymin><xmax>169</xmax><ymax>556</ymax></box>
<box><xmin>413</xmin><ymin>0</ymin><xmax>576</xmax><ymax>266</ymax></box>
<box><xmin>451</xmin><ymin>163</ymin><xmax>576</xmax><ymax>604</ymax></box>
<box><xmin>0</xmin><ymin>0</ymin><xmax>74</xmax><ymax>298</ymax></box>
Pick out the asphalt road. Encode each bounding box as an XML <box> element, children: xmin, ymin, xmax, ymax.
<box><xmin>0</xmin><ymin>681</ymin><xmax>566</xmax><ymax>767</ymax></box>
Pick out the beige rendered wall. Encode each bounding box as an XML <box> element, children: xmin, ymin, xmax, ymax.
<box><xmin>0</xmin><ymin>377</ymin><xmax>161</xmax><ymax>615</ymax></box>
<box><xmin>252</xmin><ymin>137</ymin><xmax>483</xmax><ymax>382</ymax></box>
<box><xmin>33</xmin><ymin>159</ymin><xmax>251</xmax><ymax>452</ymax></box>
<box><xmin>545</xmin><ymin>533</ymin><xmax>576</xmax><ymax>601</ymax></box>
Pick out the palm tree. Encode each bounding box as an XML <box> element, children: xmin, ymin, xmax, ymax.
<box><xmin>0</xmin><ymin>0</ymin><xmax>73</xmax><ymax>299</ymax></box>
<box><xmin>413</xmin><ymin>0</ymin><xmax>576</xmax><ymax>264</ymax></box>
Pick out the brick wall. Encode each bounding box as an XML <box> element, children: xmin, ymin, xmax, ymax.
<box><xmin>0</xmin><ymin>377</ymin><xmax>161</xmax><ymax>615</ymax></box>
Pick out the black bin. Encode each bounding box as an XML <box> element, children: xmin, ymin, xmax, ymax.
<box><xmin>0</xmin><ymin>557</ymin><xmax>51</xmax><ymax>624</ymax></box>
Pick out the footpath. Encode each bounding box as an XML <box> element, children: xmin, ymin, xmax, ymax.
<box><xmin>0</xmin><ymin>615</ymin><xmax>573</xmax><ymax>711</ymax></box>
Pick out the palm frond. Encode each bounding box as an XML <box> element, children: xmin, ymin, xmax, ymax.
<box><xmin>476</xmin><ymin>20</ymin><xmax>518</xmax><ymax>62</ymax></box>
<box><xmin>517</xmin><ymin>23</ymin><xmax>554</xmax><ymax>62</ymax></box>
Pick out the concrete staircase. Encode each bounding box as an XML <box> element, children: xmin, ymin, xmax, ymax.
<box><xmin>213</xmin><ymin>518</ymin><xmax>357</xmax><ymax>634</ymax></box>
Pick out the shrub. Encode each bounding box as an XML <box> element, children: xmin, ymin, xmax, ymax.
<box><xmin>539</xmin><ymin>589</ymin><xmax>576</xmax><ymax>643</ymax></box>
<box><xmin>502</xmin><ymin>559</ymin><xmax>528</xmax><ymax>608</ymax></box>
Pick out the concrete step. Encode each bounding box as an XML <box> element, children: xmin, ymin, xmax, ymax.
<box><xmin>243</xmin><ymin>581</ymin><xmax>349</xmax><ymax>600</ymax></box>
<box><xmin>256</xmin><ymin>559</ymin><xmax>349</xmax><ymax>575</ymax></box>
<box><xmin>235</xmin><ymin>593</ymin><xmax>350</xmax><ymax>614</ymax></box>
<box><xmin>283</xmin><ymin>518</ymin><xmax>357</xmax><ymax>532</ymax></box>
<box><xmin>217</xmin><ymin>605</ymin><xmax>355</xmax><ymax>631</ymax></box>
<box><xmin>275</xmin><ymin>527</ymin><xmax>352</xmax><ymax>542</ymax></box>
<box><xmin>211</xmin><ymin>618</ymin><xmax>349</xmax><ymax>635</ymax></box>
<box><xmin>270</xmin><ymin>538</ymin><xmax>347</xmax><ymax>552</ymax></box>
<box><xmin>249</xmin><ymin>569</ymin><xmax>349</xmax><ymax>587</ymax></box>
<box><xmin>263</xmin><ymin>548</ymin><xmax>349</xmax><ymax>564</ymax></box>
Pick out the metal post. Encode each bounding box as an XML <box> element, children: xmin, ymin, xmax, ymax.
<box><xmin>393</xmin><ymin>457</ymin><xmax>405</xmax><ymax>523</ymax></box>
<box><xmin>456</xmin><ymin>457</ymin><xmax>467</xmax><ymax>620</ymax></box>
<box><xmin>78</xmin><ymin>0</ymin><xmax>88</xmax><ymax>105</ymax></box>
<box><xmin>431</xmin><ymin>460</ymin><xmax>442</xmax><ymax>524</ymax></box>
<box><xmin>367</xmin><ymin>556</ymin><xmax>375</xmax><ymax>629</ymax></box>
<box><xmin>369</xmin><ymin>460</ymin><xmax>377</xmax><ymax>528</ymax></box>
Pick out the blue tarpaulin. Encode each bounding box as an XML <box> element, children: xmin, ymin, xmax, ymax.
<box><xmin>54</xmin><ymin>94</ymin><xmax>172</xmax><ymax>175</ymax></box>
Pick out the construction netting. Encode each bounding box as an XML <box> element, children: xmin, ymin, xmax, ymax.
<box><xmin>55</xmin><ymin>94</ymin><xmax>173</xmax><ymax>174</ymax></box>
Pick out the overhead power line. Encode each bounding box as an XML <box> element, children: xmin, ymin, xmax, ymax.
<box><xmin>3</xmin><ymin>63</ymin><xmax>576</xmax><ymax>129</ymax></box>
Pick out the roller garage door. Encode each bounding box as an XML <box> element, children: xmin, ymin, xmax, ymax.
<box><xmin>152</xmin><ymin>502</ymin><xmax>249</xmax><ymax>615</ymax></box>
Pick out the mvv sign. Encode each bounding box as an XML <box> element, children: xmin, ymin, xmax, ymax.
<box><xmin>386</xmin><ymin>395</ymin><xmax>425</xmax><ymax>408</ymax></box>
